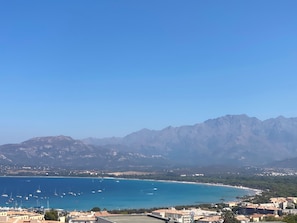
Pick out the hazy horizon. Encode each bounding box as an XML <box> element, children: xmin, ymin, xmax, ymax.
<box><xmin>1</xmin><ymin>113</ymin><xmax>295</xmax><ymax>145</ymax></box>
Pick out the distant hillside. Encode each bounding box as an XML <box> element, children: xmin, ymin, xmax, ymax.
<box><xmin>83</xmin><ymin>115</ymin><xmax>297</xmax><ymax>166</ymax></box>
<box><xmin>1</xmin><ymin>115</ymin><xmax>297</xmax><ymax>170</ymax></box>
<box><xmin>267</xmin><ymin>157</ymin><xmax>297</xmax><ymax>169</ymax></box>
<box><xmin>0</xmin><ymin>135</ymin><xmax>166</xmax><ymax>170</ymax></box>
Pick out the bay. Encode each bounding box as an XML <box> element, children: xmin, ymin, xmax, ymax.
<box><xmin>0</xmin><ymin>177</ymin><xmax>253</xmax><ymax>211</ymax></box>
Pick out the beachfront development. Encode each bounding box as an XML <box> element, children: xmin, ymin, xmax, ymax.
<box><xmin>1</xmin><ymin>196</ymin><xmax>297</xmax><ymax>223</ymax></box>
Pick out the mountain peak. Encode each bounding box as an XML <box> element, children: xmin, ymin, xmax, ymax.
<box><xmin>1</xmin><ymin>115</ymin><xmax>297</xmax><ymax>169</ymax></box>
<box><xmin>204</xmin><ymin>114</ymin><xmax>259</xmax><ymax>127</ymax></box>
<box><xmin>217</xmin><ymin>114</ymin><xmax>251</xmax><ymax>121</ymax></box>
<box><xmin>22</xmin><ymin>135</ymin><xmax>74</xmax><ymax>144</ymax></box>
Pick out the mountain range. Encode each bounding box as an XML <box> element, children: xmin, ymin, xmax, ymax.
<box><xmin>1</xmin><ymin>114</ymin><xmax>297</xmax><ymax>170</ymax></box>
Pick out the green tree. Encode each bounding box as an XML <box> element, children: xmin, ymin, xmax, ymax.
<box><xmin>283</xmin><ymin>214</ymin><xmax>297</xmax><ymax>223</ymax></box>
<box><xmin>44</xmin><ymin>209</ymin><xmax>58</xmax><ymax>221</ymax></box>
<box><xmin>222</xmin><ymin>211</ymin><xmax>240</xmax><ymax>223</ymax></box>
<box><xmin>264</xmin><ymin>216</ymin><xmax>280</xmax><ymax>222</ymax></box>
<box><xmin>90</xmin><ymin>207</ymin><xmax>101</xmax><ymax>212</ymax></box>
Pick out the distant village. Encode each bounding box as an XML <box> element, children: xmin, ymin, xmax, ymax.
<box><xmin>1</xmin><ymin>196</ymin><xmax>297</xmax><ymax>223</ymax></box>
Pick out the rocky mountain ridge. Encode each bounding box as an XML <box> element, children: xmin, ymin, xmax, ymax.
<box><xmin>83</xmin><ymin>115</ymin><xmax>297</xmax><ymax>166</ymax></box>
<box><xmin>1</xmin><ymin>115</ymin><xmax>297</xmax><ymax>170</ymax></box>
<box><xmin>0</xmin><ymin>135</ymin><xmax>166</xmax><ymax>170</ymax></box>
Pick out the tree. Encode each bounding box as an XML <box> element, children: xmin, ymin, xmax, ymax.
<box><xmin>283</xmin><ymin>214</ymin><xmax>297</xmax><ymax>223</ymax></box>
<box><xmin>264</xmin><ymin>216</ymin><xmax>280</xmax><ymax>222</ymax></box>
<box><xmin>44</xmin><ymin>209</ymin><xmax>58</xmax><ymax>221</ymax></box>
<box><xmin>222</xmin><ymin>211</ymin><xmax>240</xmax><ymax>223</ymax></box>
<box><xmin>90</xmin><ymin>207</ymin><xmax>101</xmax><ymax>212</ymax></box>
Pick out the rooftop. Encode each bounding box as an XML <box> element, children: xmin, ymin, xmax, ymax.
<box><xmin>99</xmin><ymin>214</ymin><xmax>166</xmax><ymax>223</ymax></box>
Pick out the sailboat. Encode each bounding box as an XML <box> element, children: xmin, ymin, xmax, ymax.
<box><xmin>36</xmin><ymin>186</ymin><xmax>41</xmax><ymax>193</ymax></box>
<box><xmin>8</xmin><ymin>193</ymin><xmax>14</xmax><ymax>203</ymax></box>
<box><xmin>1</xmin><ymin>189</ymin><xmax>8</xmax><ymax>197</ymax></box>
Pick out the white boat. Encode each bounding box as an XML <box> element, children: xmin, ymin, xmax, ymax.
<box><xmin>36</xmin><ymin>185</ymin><xmax>42</xmax><ymax>193</ymax></box>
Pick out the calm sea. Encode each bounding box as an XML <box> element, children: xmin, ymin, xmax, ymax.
<box><xmin>0</xmin><ymin>177</ymin><xmax>253</xmax><ymax>211</ymax></box>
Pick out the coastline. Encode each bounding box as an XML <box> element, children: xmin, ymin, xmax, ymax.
<box><xmin>0</xmin><ymin>174</ymin><xmax>261</xmax><ymax>196</ymax></box>
<box><xmin>103</xmin><ymin>176</ymin><xmax>261</xmax><ymax>198</ymax></box>
<box><xmin>0</xmin><ymin>175</ymin><xmax>260</xmax><ymax>210</ymax></box>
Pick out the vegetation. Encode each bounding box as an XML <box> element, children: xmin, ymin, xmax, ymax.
<box><xmin>198</xmin><ymin>176</ymin><xmax>297</xmax><ymax>205</ymax></box>
<box><xmin>109</xmin><ymin>207</ymin><xmax>167</xmax><ymax>214</ymax></box>
<box><xmin>105</xmin><ymin>173</ymin><xmax>297</xmax><ymax>218</ymax></box>
<box><xmin>263</xmin><ymin>216</ymin><xmax>281</xmax><ymax>221</ymax></box>
<box><xmin>90</xmin><ymin>207</ymin><xmax>101</xmax><ymax>212</ymax></box>
<box><xmin>222</xmin><ymin>210</ymin><xmax>240</xmax><ymax>223</ymax></box>
<box><xmin>283</xmin><ymin>214</ymin><xmax>297</xmax><ymax>223</ymax></box>
<box><xmin>120</xmin><ymin>172</ymin><xmax>297</xmax><ymax>203</ymax></box>
<box><xmin>194</xmin><ymin>175</ymin><xmax>297</xmax><ymax>203</ymax></box>
<box><xmin>44</xmin><ymin>209</ymin><xmax>59</xmax><ymax>221</ymax></box>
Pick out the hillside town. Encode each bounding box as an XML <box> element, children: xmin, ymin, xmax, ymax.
<box><xmin>1</xmin><ymin>196</ymin><xmax>297</xmax><ymax>223</ymax></box>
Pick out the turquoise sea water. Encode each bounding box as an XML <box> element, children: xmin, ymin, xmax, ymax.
<box><xmin>0</xmin><ymin>177</ymin><xmax>253</xmax><ymax>210</ymax></box>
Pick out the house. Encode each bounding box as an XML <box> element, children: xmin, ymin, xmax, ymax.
<box><xmin>286</xmin><ymin>197</ymin><xmax>297</xmax><ymax>209</ymax></box>
<box><xmin>6</xmin><ymin>211</ymin><xmax>44</xmax><ymax>221</ymax></box>
<box><xmin>68</xmin><ymin>211</ymin><xmax>98</xmax><ymax>223</ymax></box>
<box><xmin>0</xmin><ymin>212</ymin><xmax>7</xmax><ymax>217</ymax></box>
<box><xmin>270</xmin><ymin>197</ymin><xmax>287</xmax><ymax>209</ymax></box>
<box><xmin>98</xmin><ymin>214</ymin><xmax>168</xmax><ymax>223</ymax></box>
<box><xmin>152</xmin><ymin>208</ymin><xmax>192</xmax><ymax>223</ymax></box>
<box><xmin>238</xmin><ymin>205</ymin><xmax>281</xmax><ymax>216</ymax></box>
<box><xmin>287</xmin><ymin>197</ymin><xmax>297</xmax><ymax>204</ymax></box>
<box><xmin>0</xmin><ymin>215</ymin><xmax>9</xmax><ymax>223</ymax></box>
<box><xmin>238</xmin><ymin>205</ymin><xmax>258</xmax><ymax>215</ymax></box>
<box><xmin>257</xmin><ymin>207</ymin><xmax>280</xmax><ymax>215</ymax></box>
<box><xmin>93</xmin><ymin>212</ymin><xmax>111</xmax><ymax>218</ymax></box>
<box><xmin>250</xmin><ymin>214</ymin><xmax>265</xmax><ymax>222</ymax></box>
<box><xmin>225</xmin><ymin>202</ymin><xmax>239</xmax><ymax>208</ymax></box>
<box><xmin>236</xmin><ymin>215</ymin><xmax>250</xmax><ymax>223</ymax></box>
<box><xmin>196</xmin><ymin>215</ymin><xmax>222</xmax><ymax>223</ymax></box>
<box><xmin>68</xmin><ymin>217</ymin><xmax>97</xmax><ymax>223</ymax></box>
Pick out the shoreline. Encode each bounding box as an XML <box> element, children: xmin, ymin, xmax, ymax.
<box><xmin>0</xmin><ymin>174</ymin><xmax>261</xmax><ymax>196</ymax></box>
<box><xmin>102</xmin><ymin>176</ymin><xmax>261</xmax><ymax>197</ymax></box>
<box><xmin>0</xmin><ymin>175</ymin><xmax>260</xmax><ymax>210</ymax></box>
<box><xmin>0</xmin><ymin>175</ymin><xmax>260</xmax><ymax>194</ymax></box>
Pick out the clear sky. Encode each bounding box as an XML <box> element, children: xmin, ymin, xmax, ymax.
<box><xmin>0</xmin><ymin>0</ymin><xmax>296</xmax><ymax>144</ymax></box>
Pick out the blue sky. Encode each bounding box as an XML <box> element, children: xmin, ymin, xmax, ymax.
<box><xmin>0</xmin><ymin>1</ymin><xmax>296</xmax><ymax>144</ymax></box>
